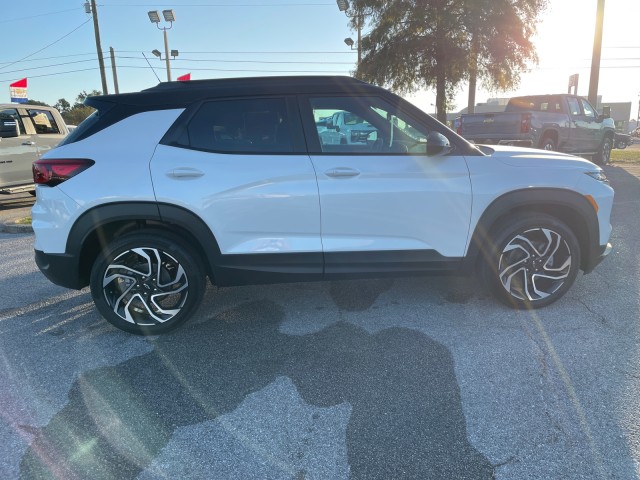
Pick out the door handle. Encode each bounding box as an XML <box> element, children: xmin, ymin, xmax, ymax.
<box><xmin>167</xmin><ymin>168</ymin><xmax>205</xmax><ymax>178</ymax></box>
<box><xmin>325</xmin><ymin>167</ymin><xmax>360</xmax><ymax>178</ymax></box>
<box><xmin>22</xmin><ymin>141</ymin><xmax>36</xmax><ymax>146</ymax></box>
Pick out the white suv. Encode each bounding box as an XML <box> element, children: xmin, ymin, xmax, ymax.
<box><xmin>32</xmin><ymin>76</ymin><xmax>614</xmax><ymax>334</ymax></box>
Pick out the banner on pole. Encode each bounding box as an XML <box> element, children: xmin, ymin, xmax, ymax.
<box><xmin>10</xmin><ymin>78</ymin><xmax>28</xmax><ymax>103</ymax></box>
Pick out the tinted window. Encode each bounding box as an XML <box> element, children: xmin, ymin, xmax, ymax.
<box><xmin>27</xmin><ymin>109</ymin><xmax>60</xmax><ymax>134</ymax></box>
<box><xmin>309</xmin><ymin>96</ymin><xmax>435</xmax><ymax>155</ymax></box>
<box><xmin>0</xmin><ymin>108</ymin><xmax>23</xmax><ymax>137</ymax></box>
<box><xmin>506</xmin><ymin>96</ymin><xmax>562</xmax><ymax>113</ymax></box>
<box><xmin>186</xmin><ymin>98</ymin><xmax>293</xmax><ymax>153</ymax></box>
<box><xmin>58</xmin><ymin>110</ymin><xmax>100</xmax><ymax>147</ymax></box>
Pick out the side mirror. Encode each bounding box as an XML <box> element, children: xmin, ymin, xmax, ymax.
<box><xmin>426</xmin><ymin>132</ymin><xmax>453</xmax><ymax>156</ymax></box>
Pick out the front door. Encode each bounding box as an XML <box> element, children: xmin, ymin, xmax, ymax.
<box><xmin>301</xmin><ymin>95</ymin><xmax>472</xmax><ymax>274</ymax></box>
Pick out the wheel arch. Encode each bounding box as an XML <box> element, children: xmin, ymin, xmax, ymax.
<box><xmin>538</xmin><ymin>129</ymin><xmax>559</xmax><ymax>148</ymax></box>
<box><xmin>68</xmin><ymin>202</ymin><xmax>221</xmax><ymax>287</ymax></box>
<box><xmin>465</xmin><ymin>188</ymin><xmax>599</xmax><ymax>273</ymax></box>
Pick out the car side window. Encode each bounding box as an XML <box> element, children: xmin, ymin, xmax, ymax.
<box><xmin>580</xmin><ymin>99</ymin><xmax>596</xmax><ymax>119</ymax></box>
<box><xmin>27</xmin><ymin>109</ymin><xmax>60</xmax><ymax>134</ymax></box>
<box><xmin>309</xmin><ymin>96</ymin><xmax>433</xmax><ymax>155</ymax></box>
<box><xmin>0</xmin><ymin>108</ymin><xmax>25</xmax><ymax>137</ymax></box>
<box><xmin>185</xmin><ymin>97</ymin><xmax>293</xmax><ymax>154</ymax></box>
<box><xmin>566</xmin><ymin>97</ymin><xmax>582</xmax><ymax>117</ymax></box>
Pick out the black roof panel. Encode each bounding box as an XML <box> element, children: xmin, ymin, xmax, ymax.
<box><xmin>86</xmin><ymin>75</ymin><xmax>385</xmax><ymax>109</ymax></box>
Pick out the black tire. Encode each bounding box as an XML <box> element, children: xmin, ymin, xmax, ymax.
<box><xmin>616</xmin><ymin>140</ymin><xmax>627</xmax><ymax>150</ymax></box>
<box><xmin>539</xmin><ymin>136</ymin><xmax>556</xmax><ymax>151</ymax></box>
<box><xmin>593</xmin><ymin>136</ymin><xmax>612</xmax><ymax>165</ymax></box>
<box><xmin>90</xmin><ymin>230</ymin><xmax>206</xmax><ymax>335</ymax></box>
<box><xmin>481</xmin><ymin>214</ymin><xmax>581</xmax><ymax>310</ymax></box>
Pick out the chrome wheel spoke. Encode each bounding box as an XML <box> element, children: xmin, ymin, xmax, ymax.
<box><xmin>102</xmin><ymin>247</ymin><xmax>189</xmax><ymax>325</ymax></box>
<box><xmin>498</xmin><ymin>227</ymin><xmax>572</xmax><ymax>302</ymax></box>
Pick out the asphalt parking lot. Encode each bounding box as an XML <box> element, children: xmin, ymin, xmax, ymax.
<box><xmin>1</xmin><ymin>163</ymin><xmax>639</xmax><ymax>479</ymax></box>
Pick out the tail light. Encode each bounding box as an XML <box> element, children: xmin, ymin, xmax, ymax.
<box><xmin>33</xmin><ymin>159</ymin><xmax>94</xmax><ymax>187</ymax></box>
<box><xmin>521</xmin><ymin>113</ymin><xmax>532</xmax><ymax>133</ymax></box>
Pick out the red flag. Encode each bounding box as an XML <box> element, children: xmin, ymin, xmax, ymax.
<box><xmin>10</xmin><ymin>78</ymin><xmax>28</xmax><ymax>103</ymax></box>
<box><xmin>10</xmin><ymin>78</ymin><xmax>27</xmax><ymax>88</ymax></box>
<box><xmin>177</xmin><ymin>73</ymin><xmax>191</xmax><ymax>82</ymax></box>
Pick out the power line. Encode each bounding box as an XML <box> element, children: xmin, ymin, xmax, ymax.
<box><xmin>116</xmin><ymin>55</ymin><xmax>354</xmax><ymax>65</ymax></box>
<box><xmin>0</xmin><ymin>64</ymin><xmax>350</xmax><ymax>83</ymax></box>
<box><xmin>115</xmin><ymin>50</ymin><xmax>357</xmax><ymax>55</ymax></box>
<box><xmin>0</xmin><ymin>19</ymin><xmax>92</xmax><ymax>72</ymax></box>
<box><xmin>0</xmin><ymin>7</ymin><xmax>83</xmax><ymax>24</ymax></box>
<box><xmin>0</xmin><ymin>53</ymin><xmax>99</xmax><ymax>66</ymax></box>
<box><xmin>100</xmin><ymin>2</ymin><xmax>334</xmax><ymax>6</ymax></box>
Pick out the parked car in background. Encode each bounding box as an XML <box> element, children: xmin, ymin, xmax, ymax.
<box><xmin>614</xmin><ymin>132</ymin><xmax>633</xmax><ymax>149</ymax></box>
<box><xmin>319</xmin><ymin>109</ymin><xmax>377</xmax><ymax>145</ymax></box>
<box><xmin>458</xmin><ymin>94</ymin><xmax>616</xmax><ymax>164</ymax></box>
<box><xmin>31</xmin><ymin>76</ymin><xmax>613</xmax><ymax>334</ymax></box>
<box><xmin>0</xmin><ymin>104</ymin><xmax>69</xmax><ymax>194</ymax></box>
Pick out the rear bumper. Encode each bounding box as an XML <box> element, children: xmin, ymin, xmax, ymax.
<box><xmin>34</xmin><ymin>250</ymin><xmax>86</xmax><ymax>290</ymax></box>
<box><xmin>583</xmin><ymin>242</ymin><xmax>612</xmax><ymax>274</ymax></box>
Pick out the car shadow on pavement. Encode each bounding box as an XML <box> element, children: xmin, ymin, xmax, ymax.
<box><xmin>20</xmin><ymin>298</ymin><xmax>494</xmax><ymax>480</ymax></box>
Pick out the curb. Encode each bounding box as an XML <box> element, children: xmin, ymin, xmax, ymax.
<box><xmin>1</xmin><ymin>218</ymin><xmax>33</xmax><ymax>234</ymax></box>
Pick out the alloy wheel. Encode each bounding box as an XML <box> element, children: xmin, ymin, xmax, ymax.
<box><xmin>102</xmin><ymin>247</ymin><xmax>189</xmax><ymax>325</ymax></box>
<box><xmin>497</xmin><ymin>227</ymin><xmax>572</xmax><ymax>302</ymax></box>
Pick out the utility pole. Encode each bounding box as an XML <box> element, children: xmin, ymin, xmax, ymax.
<box><xmin>88</xmin><ymin>0</ymin><xmax>108</xmax><ymax>95</ymax></box>
<box><xmin>588</xmin><ymin>0</ymin><xmax>605</xmax><ymax>107</ymax></box>
<box><xmin>109</xmin><ymin>47</ymin><xmax>119</xmax><ymax>94</ymax></box>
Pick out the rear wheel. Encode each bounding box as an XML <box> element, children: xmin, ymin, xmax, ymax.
<box><xmin>481</xmin><ymin>214</ymin><xmax>581</xmax><ymax>309</ymax></box>
<box><xmin>90</xmin><ymin>231</ymin><xmax>206</xmax><ymax>334</ymax></box>
<box><xmin>539</xmin><ymin>136</ymin><xmax>556</xmax><ymax>151</ymax></box>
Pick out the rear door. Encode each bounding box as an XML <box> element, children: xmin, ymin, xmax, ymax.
<box><xmin>151</xmin><ymin>96</ymin><xmax>322</xmax><ymax>272</ymax></box>
<box><xmin>25</xmin><ymin>107</ymin><xmax>68</xmax><ymax>158</ymax></box>
<box><xmin>300</xmin><ymin>95</ymin><xmax>472</xmax><ymax>274</ymax></box>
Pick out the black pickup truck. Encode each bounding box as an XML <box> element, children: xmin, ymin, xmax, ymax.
<box><xmin>458</xmin><ymin>94</ymin><xmax>616</xmax><ymax>164</ymax></box>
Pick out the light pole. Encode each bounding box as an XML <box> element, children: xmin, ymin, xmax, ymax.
<box><xmin>148</xmin><ymin>9</ymin><xmax>176</xmax><ymax>81</ymax></box>
<box><xmin>336</xmin><ymin>0</ymin><xmax>362</xmax><ymax>66</ymax></box>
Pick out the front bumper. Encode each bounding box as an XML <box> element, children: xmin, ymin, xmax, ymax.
<box><xmin>583</xmin><ymin>242</ymin><xmax>613</xmax><ymax>274</ymax></box>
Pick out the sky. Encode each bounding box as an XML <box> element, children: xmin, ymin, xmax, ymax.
<box><xmin>1</xmin><ymin>0</ymin><xmax>638</xmax><ymax>119</ymax></box>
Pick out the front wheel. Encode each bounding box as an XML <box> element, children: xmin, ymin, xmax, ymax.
<box><xmin>90</xmin><ymin>231</ymin><xmax>206</xmax><ymax>334</ymax></box>
<box><xmin>593</xmin><ymin>136</ymin><xmax>612</xmax><ymax>165</ymax></box>
<box><xmin>481</xmin><ymin>215</ymin><xmax>581</xmax><ymax>309</ymax></box>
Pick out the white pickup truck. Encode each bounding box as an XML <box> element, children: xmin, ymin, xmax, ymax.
<box><xmin>319</xmin><ymin>110</ymin><xmax>377</xmax><ymax>145</ymax></box>
<box><xmin>0</xmin><ymin>104</ymin><xmax>70</xmax><ymax>194</ymax></box>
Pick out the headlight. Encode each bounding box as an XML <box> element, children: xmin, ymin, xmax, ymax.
<box><xmin>585</xmin><ymin>170</ymin><xmax>609</xmax><ymax>183</ymax></box>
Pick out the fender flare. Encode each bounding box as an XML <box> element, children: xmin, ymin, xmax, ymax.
<box><xmin>67</xmin><ymin>202</ymin><xmax>222</xmax><ymax>282</ymax></box>
<box><xmin>464</xmin><ymin>188</ymin><xmax>599</xmax><ymax>271</ymax></box>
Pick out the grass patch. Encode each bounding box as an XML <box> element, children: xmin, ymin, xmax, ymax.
<box><xmin>611</xmin><ymin>149</ymin><xmax>640</xmax><ymax>163</ymax></box>
<box><xmin>14</xmin><ymin>217</ymin><xmax>32</xmax><ymax>225</ymax></box>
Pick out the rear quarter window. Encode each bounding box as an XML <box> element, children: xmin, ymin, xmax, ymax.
<box><xmin>181</xmin><ymin>98</ymin><xmax>295</xmax><ymax>154</ymax></box>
